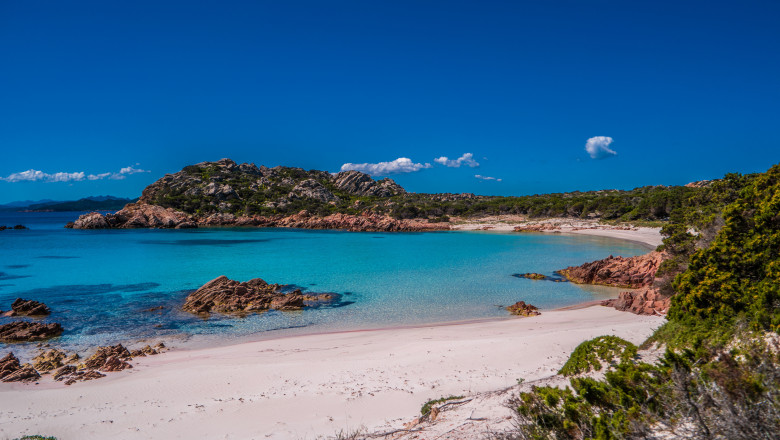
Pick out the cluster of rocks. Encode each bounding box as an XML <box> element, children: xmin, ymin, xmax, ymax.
<box><xmin>506</xmin><ymin>301</ymin><xmax>541</xmax><ymax>317</ymax></box>
<box><xmin>557</xmin><ymin>251</ymin><xmax>666</xmax><ymax>288</ymax></box>
<box><xmin>69</xmin><ymin>205</ymin><xmax>450</xmax><ymax>232</ymax></box>
<box><xmin>1</xmin><ymin>298</ymin><xmax>51</xmax><ymax>317</ymax></box>
<box><xmin>0</xmin><ymin>225</ymin><xmax>28</xmax><ymax>230</ymax></box>
<box><xmin>183</xmin><ymin>275</ymin><xmax>310</xmax><ymax>315</ymax></box>
<box><xmin>557</xmin><ymin>251</ymin><xmax>671</xmax><ymax>316</ymax></box>
<box><xmin>602</xmin><ymin>288</ymin><xmax>671</xmax><ymax>316</ymax></box>
<box><xmin>0</xmin><ymin>343</ymin><xmax>165</xmax><ymax>385</ymax></box>
<box><xmin>514</xmin><ymin>273</ymin><xmax>547</xmax><ymax>281</ymax></box>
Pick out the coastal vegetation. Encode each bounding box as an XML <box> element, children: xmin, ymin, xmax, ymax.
<box><xmin>132</xmin><ymin>159</ymin><xmax>758</xmax><ymax>228</ymax></box>
<box><xmin>503</xmin><ymin>164</ymin><xmax>780</xmax><ymax>439</ymax></box>
<box><xmin>557</xmin><ymin>336</ymin><xmax>638</xmax><ymax>377</ymax></box>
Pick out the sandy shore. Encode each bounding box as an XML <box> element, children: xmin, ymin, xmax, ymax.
<box><xmin>0</xmin><ymin>306</ymin><xmax>663</xmax><ymax>440</ymax></box>
<box><xmin>450</xmin><ymin>216</ymin><xmax>663</xmax><ymax>248</ymax></box>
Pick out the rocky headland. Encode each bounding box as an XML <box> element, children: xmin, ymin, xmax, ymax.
<box><xmin>66</xmin><ymin>158</ymin><xmax>450</xmax><ymax>232</ymax></box>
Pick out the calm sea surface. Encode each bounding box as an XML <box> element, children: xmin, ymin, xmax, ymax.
<box><xmin>0</xmin><ymin>211</ymin><xmax>648</xmax><ymax>356</ymax></box>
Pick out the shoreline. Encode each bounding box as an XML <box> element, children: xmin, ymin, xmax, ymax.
<box><xmin>0</xmin><ymin>305</ymin><xmax>664</xmax><ymax>440</ymax></box>
<box><xmin>450</xmin><ymin>216</ymin><xmax>663</xmax><ymax>249</ymax></box>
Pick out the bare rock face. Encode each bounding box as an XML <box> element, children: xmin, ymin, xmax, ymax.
<box><xmin>3</xmin><ymin>298</ymin><xmax>51</xmax><ymax>317</ymax></box>
<box><xmin>183</xmin><ymin>276</ymin><xmax>304</xmax><ymax>315</ymax></box>
<box><xmin>602</xmin><ymin>288</ymin><xmax>671</xmax><ymax>316</ymax></box>
<box><xmin>289</xmin><ymin>179</ymin><xmax>339</xmax><ymax>203</ymax></box>
<box><xmin>506</xmin><ymin>301</ymin><xmax>541</xmax><ymax>317</ymax></box>
<box><xmin>0</xmin><ymin>353</ymin><xmax>40</xmax><ymax>383</ymax></box>
<box><xmin>557</xmin><ymin>251</ymin><xmax>666</xmax><ymax>288</ymax></box>
<box><xmin>0</xmin><ymin>321</ymin><xmax>63</xmax><ymax>343</ymax></box>
<box><xmin>83</xmin><ymin>344</ymin><xmax>133</xmax><ymax>372</ymax></box>
<box><xmin>70</xmin><ymin>212</ymin><xmax>109</xmax><ymax>229</ymax></box>
<box><xmin>331</xmin><ymin>171</ymin><xmax>406</xmax><ymax>197</ymax></box>
<box><xmin>69</xmin><ymin>203</ymin><xmax>194</xmax><ymax>229</ymax></box>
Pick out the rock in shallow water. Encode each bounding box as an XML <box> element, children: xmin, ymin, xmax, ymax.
<box><xmin>506</xmin><ymin>301</ymin><xmax>541</xmax><ymax>317</ymax></box>
<box><xmin>4</xmin><ymin>298</ymin><xmax>51</xmax><ymax>316</ymax></box>
<box><xmin>0</xmin><ymin>321</ymin><xmax>63</xmax><ymax>343</ymax></box>
<box><xmin>182</xmin><ymin>275</ymin><xmax>305</xmax><ymax>315</ymax></box>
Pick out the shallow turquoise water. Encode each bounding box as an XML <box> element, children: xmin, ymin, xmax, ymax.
<box><xmin>0</xmin><ymin>212</ymin><xmax>647</xmax><ymax>354</ymax></box>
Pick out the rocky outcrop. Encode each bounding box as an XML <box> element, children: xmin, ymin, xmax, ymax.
<box><xmin>0</xmin><ymin>321</ymin><xmax>63</xmax><ymax>343</ymax></box>
<box><xmin>557</xmin><ymin>251</ymin><xmax>666</xmax><ymax>288</ymax></box>
<box><xmin>130</xmin><ymin>344</ymin><xmax>159</xmax><ymax>357</ymax></box>
<box><xmin>68</xmin><ymin>203</ymin><xmax>194</xmax><ymax>229</ymax></box>
<box><xmin>0</xmin><ymin>353</ymin><xmax>40</xmax><ymax>383</ymax></box>
<box><xmin>64</xmin><ymin>159</ymin><xmax>435</xmax><ymax>230</ymax></box>
<box><xmin>183</xmin><ymin>276</ymin><xmax>305</xmax><ymax>315</ymax></box>
<box><xmin>68</xmin><ymin>205</ymin><xmax>449</xmax><ymax>232</ymax></box>
<box><xmin>289</xmin><ymin>179</ymin><xmax>339</xmax><ymax>203</ymax></box>
<box><xmin>515</xmin><ymin>273</ymin><xmax>547</xmax><ymax>280</ymax></box>
<box><xmin>83</xmin><ymin>344</ymin><xmax>133</xmax><ymax>372</ymax></box>
<box><xmin>331</xmin><ymin>170</ymin><xmax>405</xmax><ymax>197</ymax></box>
<box><xmin>506</xmin><ymin>301</ymin><xmax>541</xmax><ymax>317</ymax></box>
<box><xmin>2</xmin><ymin>298</ymin><xmax>51</xmax><ymax>317</ymax></box>
<box><xmin>602</xmin><ymin>288</ymin><xmax>670</xmax><ymax>316</ymax></box>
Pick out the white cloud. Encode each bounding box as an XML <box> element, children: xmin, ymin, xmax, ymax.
<box><xmin>475</xmin><ymin>174</ymin><xmax>502</xmax><ymax>182</ymax></box>
<box><xmin>585</xmin><ymin>136</ymin><xmax>617</xmax><ymax>159</ymax></box>
<box><xmin>1</xmin><ymin>165</ymin><xmax>149</xmax><ymax>183</ymax></box>
<box><xmin>434</xmin><ymin>152</ymin><xmax>480</xmax><ymax>168</ymax></box>
<box><xmin>340</xmin><ymin>157</ymin><xmax>432</xmax><ymax>175</ymax></box>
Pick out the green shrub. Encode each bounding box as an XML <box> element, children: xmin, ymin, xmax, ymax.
<box><xmin>558</xmin><ymin>336</ymin><xmax>638</xmax><ymax>377</ymax></box>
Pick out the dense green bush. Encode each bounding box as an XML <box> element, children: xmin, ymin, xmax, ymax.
<box><xmin>558</xmin><ymin>336</ymin><xmax>638</xmax><ymax>377</ymax></box>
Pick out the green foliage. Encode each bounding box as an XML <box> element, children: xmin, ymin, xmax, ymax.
<box><xmin>668</xmin><ymin>163</ymin><xmax>780</xmax><ymax>340</ymax></box>
<box><xmin>502</xmin><ymin>164</ymin><xmax>780</xmax><ymax>440</ymax></box>
<box><xmin>420</xmin><ymin>395</ymin><xmax>464</xmax><ymax>415</ymax></box>
<box><xmin>558</xmin><ymin>336</ymin><xmax>638</xmax><ymax>377</ymax></box>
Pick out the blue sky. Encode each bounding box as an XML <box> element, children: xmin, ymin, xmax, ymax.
<box><xmin>1</xmin><ymin>1</ymin><xmax>779</xmax><ymax>203</ymax></box>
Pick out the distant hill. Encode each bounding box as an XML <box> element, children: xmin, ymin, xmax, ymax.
<box><xmin>0</xmin><ymin>196</ymin><xmax>137</xmax><ymax>212</ymax></box>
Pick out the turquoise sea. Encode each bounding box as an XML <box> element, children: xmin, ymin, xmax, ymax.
<box><xmin>0</xmin><ymin>212</ymin><xmax>648</xmax><ymax>357</ymax></box>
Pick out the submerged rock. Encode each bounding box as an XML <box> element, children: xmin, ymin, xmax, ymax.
<box><xmin>183</xmin><ymin>275</ymin><xmax>305</xmax><ymax>315</ymax></box>
<box><xmin>0</xmin><ymin>321</ymin><xmax>63</xmax><ymax>343</ymax></box>
<box><xmin>515</xmin><ymin>273</ymin><xmax>547</xmax><ymax>280</ymax></box>
<box><xmin>0</xmin><ymin>353</ymin><xmax>40</xmax><ymax>383</ymax></box>
<box><xmin>506</xmin><ymin>301</ymin><xmax>541</xmax><ymax>317</ymax></box>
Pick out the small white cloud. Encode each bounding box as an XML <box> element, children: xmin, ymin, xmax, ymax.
<box><xmin>119</xmin><ymin>166</ymin><xmax>148</xmax><ymax>175</ymax></box>
<box><xmin>434</xmin><ymin>152</ymin><xmax>480</xmax><ymax>168</ymax></box>
<box><xmin>475</xmin><ymin>174</ymin><xmax>502</xmax><ymax>182</ymax></box>
<box><xmin>1</xmin><ymin>164</ymin><xmax>149</xmax><ymax>183</ymax></box>
<box><xmin>585</xmin><ymin>136</ymin><xmax>617</xmax><ymax>159</ymax></box>
<box><xmin>340</xmin><ymin>157</ymin><xmax>432</xmax><ymax>175</ymax></box>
